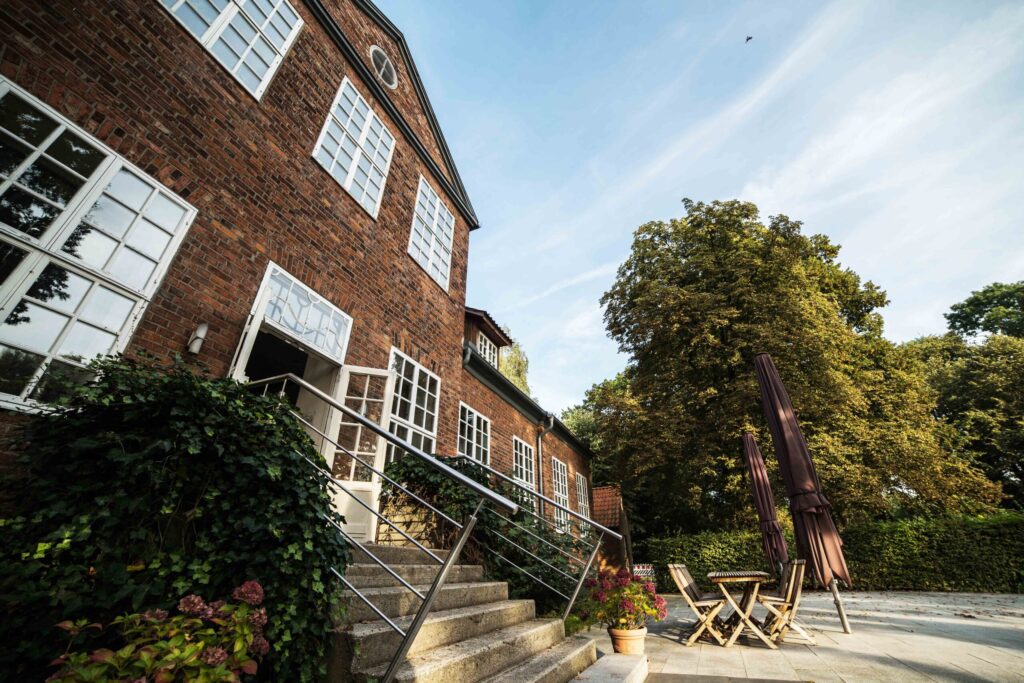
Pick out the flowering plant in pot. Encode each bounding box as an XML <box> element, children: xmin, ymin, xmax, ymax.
<box><xmin>578</xmin><ymin>568</ymin><xmax>668</xmax><ymax>654</ymax></box>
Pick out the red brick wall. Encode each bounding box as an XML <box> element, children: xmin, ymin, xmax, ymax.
<box><xmin>459</xmin><ymin>370</ymin><xmax>592</xmax><ymax>522</ymax></box>
<box><xmin>0</xmin><ymin>0</ymin><xmax>470</xmax><ymax>454</ymax></box>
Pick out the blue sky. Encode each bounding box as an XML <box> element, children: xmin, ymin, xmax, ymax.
<box><xmin>376</xmin><ymin>0</ymin><xmax>1024</xmax><ymax>413</ymax></box>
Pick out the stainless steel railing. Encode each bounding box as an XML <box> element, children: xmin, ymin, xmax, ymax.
<box><xmin>249</xmin><ymin>373</ymin><xmax>515</xmax><ymax>683</ymax></box>
<box><xmin>450</xmin><ymin>455</ymin><xmax>622</xmax><ymax>620</ymax></box>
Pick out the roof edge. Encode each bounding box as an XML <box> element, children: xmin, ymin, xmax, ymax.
<box><xmin>463</xmin><ymin>343</ymin><xmax>592</xmax><ymax>458</ymax></box>
<box><xmin>465</xmin><ymin>306</ymin><xmax>514</xmax><ymax>347</ymax></box>
<box><xmin>303</xmin><ymin>0</ymin><xmax>480</xmax><ymax>229</ymax></box>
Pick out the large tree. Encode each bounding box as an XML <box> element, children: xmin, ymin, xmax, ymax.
<box><xmin>945</xmin><ymin>281</ymin><xmax>1024</xmax><ymax>338</ymax></box>
<box><xmin>580</xmin><ymin>199</ymin><xmax>998</xmax><ymax>537</ymax></box>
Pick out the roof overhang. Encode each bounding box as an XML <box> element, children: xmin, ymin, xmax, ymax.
<box><xmin>465</xmin><ymin>307</ymin><xmax>514</xmax><ymax>347</ymax></box>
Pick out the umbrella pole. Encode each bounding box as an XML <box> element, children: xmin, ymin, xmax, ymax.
<box><xmin>829</xmin><ymin>579</ymin><xmax>852</xmax><ymax>634</ymax></box>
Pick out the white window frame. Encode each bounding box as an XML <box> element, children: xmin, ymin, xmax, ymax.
<box><xmin>228</xmin><ymin>261</ymin><xmax>354</xmax><ymax>379</ymax></box>
<box><xmin>512</xmin><ymin>436</ymin><xmax>536</xmax><ymax>511</ymax></box>
<box><xmin>0</xmin><ymin>78</ymin><xmax>197</xmax><ymax>410</ymax></box>
<box><xmin>385</xmin><ymin>348</ymin><xmax>440</xmax><ymax>463</ymax></box>
<box><xmin>157</xmin><ymin>0</ymin><xmax>304</xmax><ymax>100</ymax></box>
<box><xmin>457</xmin><ymin>401</ymin><xmax>490</xmax><ymax>465</ymax></box>
<box><xmin>552</xmin><ymin>457</ymin><xmax>570</xmax><ymax>532</ymax></box>
<box><xmin>311</xmin><ymin>77</ymin><xmax>396</xmax><ymax>219</ymax></box>
<box><xmin>575</xmin><ymin>471</ymin><xmax>591</xmax><ymax>520</ymax></box>
<box><xmin>407</xmin><ymin>175</ymin><xmax>455</xmax><ymax>291</ymax></box>
<box><xmin>477</xmin><ymin>331</ymin><xmax>498</xmax><ymax>367</ymax></box>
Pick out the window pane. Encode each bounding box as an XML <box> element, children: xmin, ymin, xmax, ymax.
<box><xmin>0</xmin><ymin>241</ymin><xmax>27</xmax><ymax>287</ymax></box>
<box><xmin>107</xmin><ymin>248</ymin><xmax>156</xmax><ymax>291</ymax></box>
<box><xmin>0</xmin><ymin>92</ymin><xmax>58</xmax><ymax>146</ymax></box>
<box><xmin>80</xmin><ymin>286</ymin><xmax>134</xmax><ymax>330</ymax></box>
<box><xmin>26</xmin><ymin>264</ymin><xmax>90</xmax><ymax>314</ymax></box>
<box><xmin>59</xmin><ymin>321</ymin><xmax>115</xmax><ymax>360</ymax></box>
<box><xmin>29</xmin><ymin>359</ymin><xmax>93</xmax><ymax>403</ymax></box>
<box><xmin>0</xmin><ymin>300</ymin><xmax>69</xmax><ymax>353</ymax></box>
<box><xmin>144</xmin><ymin>194</ymin><xmax>186</xmax><ymax>231</ymax></box>
<box><xmin>46</xmin><ymin>130</ymin><xmax>105</xmax><ymax>177</ymax></box>
<box><xmin>106</xmin><ymin>170</ymin><xmax>152</xmax><ymax>211</ymax></box>
<box><xmin>84</xmin><ymin>195</ymin><xmax>136</xmax><ymax>238</ymax></box>
<box><xmin>62</xmin><ymin>223</ymin><xmax>118</xmax><ymax>267</ymax></box>
<box><xmin>125</xmin><ymin>219</ymin><xmax>172</xmax><ymax>260</ymax></box>
<box><xmin>16</xmin><ymin>157</ymin><xmax>83</xmax><ymax>206</ymax></box>
<box><xmin>0</xmin><ymin>343</ymin><xmax>44</xmax><ymax>396</ymax></box>
<box><xmin>0</xmin><ymin>131</ymin><xmax>30</xmax><ymax>177</ymax></box>
<box><xmin>0</xmin><ymin>186</ymin><xmax>61</xmax><ymax>238</ymax></box>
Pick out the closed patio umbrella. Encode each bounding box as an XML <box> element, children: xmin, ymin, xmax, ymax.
<box><xmin>742</xmin><ymin>432</ymin><xmax>789</xmax><ymax>575</ymax></box>
<box><xmin>754</xmin><ymin>353</ymin><xmax>853</xmax><ymax>633</ymax></box>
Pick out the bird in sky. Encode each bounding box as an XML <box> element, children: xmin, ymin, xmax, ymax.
<box><xmin>746</xmin><ymin>35</ymin><xmax>753</xmax><ymax>43</ymax></box>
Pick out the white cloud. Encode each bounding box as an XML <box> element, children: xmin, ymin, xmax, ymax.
<box><xmin>504</xmin><ymin>261</ymin><xmax>619</xmax><ymax>311</ymax></box>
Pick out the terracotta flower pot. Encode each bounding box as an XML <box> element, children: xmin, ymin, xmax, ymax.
<box><xmin>608</xmin><ymin>626</ymin><xmax>647</xmax><ymax>654</ymax></box>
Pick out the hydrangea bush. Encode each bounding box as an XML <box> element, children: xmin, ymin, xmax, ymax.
<box><xmin>578</xmin><ymin>568</ymin><xmax>668</xmax><ymax>630</ymax></box>
<box><xmin>48</xmin><ymin>582</ymin><xmax>268</xmax><ymax>683</ymax></box>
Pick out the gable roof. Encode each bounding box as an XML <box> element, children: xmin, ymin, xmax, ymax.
<box><xmin>465</xmin><ymin>306</ymin><xmax>514</xmax><ymax>347</ymax></box>
<box><xmin>592</xmin><ymin>485</ymin><xmax>623</xmax><ymax>528</ymax></box>
<box><xmin>302</xmin><ymin>0</ymin><xmax>480</xmax><ymax>229</ymax></box>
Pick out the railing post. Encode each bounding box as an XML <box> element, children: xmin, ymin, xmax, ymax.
<box><xmin>562</xmin><ymin>530</ymin><xmax>603</xmax><ymax>621</ymax></box>
<box><xmin>381</xmin><ymin>498</ymin><xmax>486</xmax><ymax>683</ymax></box>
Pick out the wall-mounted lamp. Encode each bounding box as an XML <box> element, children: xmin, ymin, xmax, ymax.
<box><xmin>188</xmin><ymin>323</ymin><xmax>209</xmax><ymax>354</ymax></box>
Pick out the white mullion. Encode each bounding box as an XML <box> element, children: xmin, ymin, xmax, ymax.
<box><xmin>0</xmin><ymin>123</ymin><xmax>66</xmax><ymax>203</ymax></box>
<box><xmin>39</xmin><ymin>156</ymin><xmax>120</xmax><ymax>253</ymax></box>
<box><xmin>200</xmin><ymin>2</ymin><xmax>239</xmax><ymax>47</ymax></box>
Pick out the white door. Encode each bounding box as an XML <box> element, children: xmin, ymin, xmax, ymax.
<box><xmin>326</xmin><ymin>365</ymin><xmax>395</xmax><ymax>543</ymax></box>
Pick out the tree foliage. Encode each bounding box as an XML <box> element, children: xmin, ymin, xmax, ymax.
<box><xmin>575</xmin><ymin>199</ymin><xmax>998</xmax><ymax>538</ymax></box>
<box><xmin>0</xmin><ymin>356</ymin><xmax>349</xmax><ymax>681</ymax></box>
<box><xmin>945</xmin><ymin>281</ymin><xmax>1024</xmax><ymax>338</ymax></box>
<box><xmin>907</xmin><ymin>332</ymin><xmax>1024</xmax><ymax>506</ymax></box>
<box><xmin>499</xmin><ymin>325</ymin><xmax>532</xmax><ymax>396</ymax></box>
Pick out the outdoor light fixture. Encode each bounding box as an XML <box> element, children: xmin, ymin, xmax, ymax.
<box><xmin>188</xmin><ymin>323</ymin><xmax>209</xmax><ymax>354</ymax></box>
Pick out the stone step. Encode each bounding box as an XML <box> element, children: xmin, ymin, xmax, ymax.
<box><xmin>333</xmin><ymin>600</ymin><xmax>536</xmax><ymax>672</ymax></box>
<box><xmin>482</xmin><ymin>635</ymin><xmax>598</xmax><ymax>683</ymax></box>
<box><xmin>341</xmin><ymin>581</ymin><xmax>508</xmax><ymax>621</ymax></box>
<box><xmin>352</xmin><ymin>543</ymin><xmax>449</xmax><ymax>566</ymax></box>
<box><xmin>576</xmin><ymin>653</ymin><xmax>648</xmax><ymax>683</ymax></box>
<box><xmin>344</xmin><ymin>562</ymin><xmax>485</xmax><ymax>588</ymax></box>
<box><xmin>356</xmin><ymin>617</ymin><xmax>566</xmax><ymax>683</ymax></box>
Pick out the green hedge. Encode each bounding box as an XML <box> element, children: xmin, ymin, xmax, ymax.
<box><xmin>644</xmin><ymin>513</ymin><xmax>1024</xmax><ymax>593</ymax></box>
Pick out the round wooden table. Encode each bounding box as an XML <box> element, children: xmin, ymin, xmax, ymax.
<box><xmin>707</xmin><ymin>570</ymin><xmax>776</xmax><ymax>649</ymax></box>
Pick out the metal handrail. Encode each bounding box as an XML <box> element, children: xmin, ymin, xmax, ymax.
<box><xmin>453</xmin><ymin>455</ymin><xmax>622</xmax><ymax>541</ymax></box>
<box><xmin>250</xmin><ymin>373</ymin><xmax>518</xmax><ymax>514</ymax></box>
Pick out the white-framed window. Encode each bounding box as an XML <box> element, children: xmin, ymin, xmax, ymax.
<box><xmin>386</xmin><ymin>348</ymin><xmax>439</xmax><ymax>463</ymax></box>
<box><xmin>0</xmin><ymin>78</ymin><xmax>196</xmax><ymax>407</ymax></box>
<box><xmin>158</xmin><ymin>0</ymin><xmax>304</xmax><ymax>99</ymax></box>
<box><xmin>477</xmin><ymin>331</ymin><xmax>498</xmax><ymax>367</ymax></box>
<box><xmin>458</xmin><ymin>402</ymin><xmax>490</xmax><ymax>465</ymax></box>
<box><xmin>512</xmin><ymin>436</ymin><xmax>536</xmax><ymax>511</ymax></box>
<box><xmin>575</xmin><ymin>471</ymin><xmax>591</xmax><ymax>520</ymax></box>
<box><xmin>407</xmin><ymin>176</ymin><xmax>455</xmax><ymax>291</ymax></box>
<box><xmin>312</xmin><ymin>77</ymin><xmax>396</xmax><ymax>218</ymax></box>
<box><xmin>552</xmin><ymin>458</ymin><xmax>570</xmax><ymax>532</ymax></box>
<box><xmin>369</xmin><ymin>45</ymin><xmax>398</xmax><ymax>89</ymax></box>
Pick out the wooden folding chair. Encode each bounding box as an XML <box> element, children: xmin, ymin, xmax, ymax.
<box><xmin>757</xmin><ymin>559</ymin><xmax>815</xmax><ymax>645</ymax></box>
<box><xmin>668</xmin><ymin>564</ymin><xmax>727</xmax><ymax>646</ymax></box>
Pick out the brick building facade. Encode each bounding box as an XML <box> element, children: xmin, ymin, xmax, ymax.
<box><xmin>0</xmin><ymin>0</ymin><xmax>591</xmax><ymax>539</ymax></box>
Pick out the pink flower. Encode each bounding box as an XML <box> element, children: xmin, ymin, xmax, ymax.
<box><xmin>643</xmin><ymin>582</ymin><xmax>656</xmax><ymax>594</ymax></box>
<box><xmin>616</xmin><ymin>567</ymin><xmax>631</xmax><ymax>580</ymax></box>
<box><xmin>583</xmin><ymin>578</ymin><xmax>597</xmax><ymax>589</ymax></box>
<box><xmin>200</xmin><ymin>646</ymin><xmax>228</xmax><ymax>666</ymax></box>
<box><xmin>209</xmin><ymin>600</ymin><xmax>226</xmax><ymax>611</ymax></box>
<box><xmin>232</xmin><ymin>580</ymin><xmax>264</xmax><ymax>606</ymax></box>
<box><xmin>620</xmin><ymin>598</ymin><xmax>636</xmax><ymax>613</ymax></box>
<box><xmin>654</xmin><ymin>595</ymin><xmax>667</xmax><ymax>609</ymax></box>
<box><xmin>248</xmin><ymin>607</ymin><xmax>268</xmax><ymax>630</ymax></box>
<box><xmin>142</xmin><ymin>609</ymin><xmax>168</xmax><ymax>622</ymax></box>
<box><xmin>616</xmin><ymin>575</ymin><xmax>630</xmax><ymax>588</ymax></box>
<box><xmin>249</xmin><ymin>634</ymin><xmax>270</xmax><ymax>657</ymax></box>
<box><xmin>593</xmin><ymin>590</ymin><xmax>607</xmax><ymax>603</ymax></box>
<box><xmin>178</xmin><ymin>594</ymin><xmax>206</xmax><ymax>616</ymax></box>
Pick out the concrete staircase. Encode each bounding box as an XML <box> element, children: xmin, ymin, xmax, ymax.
<box><xmin>328</xmin><ymin>544</ymin><xmax>597</xmax><ymax>682</ymax></box>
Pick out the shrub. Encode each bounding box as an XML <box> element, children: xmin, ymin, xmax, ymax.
<box><xmin>0</xmin><ymin>356</ymin><xmax>349</xmax><ymax>681</ymax></box>
<box><xmin>577</xmin><ymin>567</ymin><xmax>667</xmax><ymax>630</ymax></box>
<box><xmin>643</xmin><ymin>512</ymin><xmax>1024</xmax><ymax>593</ymax></box>
<box><xmin>48</xmin><ymin>581</ymin><xmax>268</xmax><ymax>682</ymax></box>
<box><xmin>380</xmin><ymin>455</ymin><xmax>594</xmax><ymax>614</ymax></box>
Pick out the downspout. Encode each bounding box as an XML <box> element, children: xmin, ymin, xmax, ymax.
<box><xmin>536</xmin><ymin>412</ymin><xmax>555</xmax><ymax>518</ymax></box>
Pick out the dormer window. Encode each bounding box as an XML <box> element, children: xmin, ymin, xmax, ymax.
<box><xmin>477</xmin><ymin>331</ymin><xmax>498</xmax><ymax>367</ymax></box>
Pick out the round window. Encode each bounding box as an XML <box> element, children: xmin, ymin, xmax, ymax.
<box><xmin>369</xmin><ymin>46</ymin><xmax>398</xmax><ymax>89</ymax></box>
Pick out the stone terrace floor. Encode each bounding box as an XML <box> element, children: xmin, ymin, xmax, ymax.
<box><xmin>585</xmin><ymin>591</ymin><xmax>1024</xmax><ymax>682</ymax></box>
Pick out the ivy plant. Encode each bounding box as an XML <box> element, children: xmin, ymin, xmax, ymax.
<box><xmin>0</xmin><ymin>356</ymin><xmax>349</xmax><ymax>681</ymax></box>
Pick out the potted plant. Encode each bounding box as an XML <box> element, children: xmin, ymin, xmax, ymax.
<box><xmin>579</xmin><ymin>567</ymin><xmax>668</xmax><ymax>654</ymax></box>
